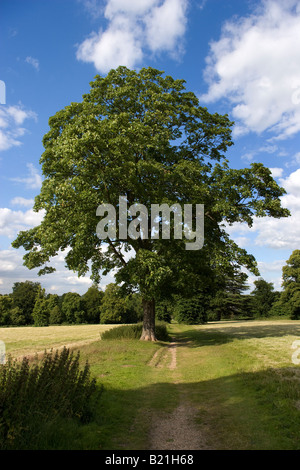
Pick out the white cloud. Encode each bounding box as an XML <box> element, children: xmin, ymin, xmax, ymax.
<box><xmin>240</xmin><ymin>144</ymin><xmax>285</xmax><ymax>165</ymax></box>
<box><xmin>0</xmin><ymin>250</ymin><xmax>19</xmax><ymax>272</ymax></box>
<box><xmin>0</xmin><ymin>207</ymin><xmax>45</xmax><ymax>238</ymax></box>
<box><xmin>144</xmin><ymin>0</ymin><xmax>188</xmax><ymax>55</ymax></box>
<box><xmin>6</xmin><ymin>106</ymin><xmax>36</xmax><ymax>125</ymax></box>
<box><xmin>78</xmin><ymin>0</ymin><xmax>104</xmax><ymax>18</ymax></box>
<box><xmin>257</xmin><ymin>259</ymin><xmax>286</xmax><ymax>273</ymax></box>
<box><xmin>0</xmin><ymin>130</ymin><xmax>22</xmax><ymax>152</ymax></box>
<box><xmin>0</xmin><ymin>105</ymin><xmax>37</xmax><ymax>151</ymax></box>
<box><xmin>66</xmin><ymin>275</ymin><xmax>92</xmax><ymax>286</ymax></box>
<box><xmin>228</xmin><ymin>168</ymin><xmax>300</xmax><ymax>250</ymax></box>
<box><xmin>76</xmin><ymin>0</ymin><xmax>188</xmax><ymax>72</ymax></box>
<box><xmin>279</xmin><ymin>168</ymin><xmax>300</xmax><ymax>197</ymax></box>
<box><xmin>0</xmin><ymin>246</ymin><xmax>114</xmax><ymax>296</ymax></box>
<box><xmin>10</xmin><ymin>197</ymin><xmax>35</xmax><ymax>207</ymax></box>
<box><xmin>201</xmin><ymin>0</ymin><xmax>300</xmax><ymax>140</ymax></box>
<box><xmin>241</xmin><ymin>151</ymin><xmax>255</xmax><ymax>162</ymax></box>
<box><xmin>105</xmin><ymin>0</ymin><xmax>157</xmax><ymax>17</ymax></box>
<box><xmin>259</xmin><ymin>145</ymin><xmax>278</xmax><ymax>154</ymax></box>
<box><xmin>77</xmin><ymin>24</ymin><xmax>143</xmax><ymax>72</ymax></box>
<box><xmin>25</xmin><ymin>56</ymin><xmax>40</xmax><ymax>71</ymax></box>
<box><xmin>269</xmin><ymin>167</ymin><xmax>284</xmax><ymax>178</ymax></box>
<box><xmin>10</xmin><ymin>163</ymin><xmax>43</xmax><ymax>189</ymax></box>
<box><xmin>256</xmin><ymin>259</ymin><xmax>287</xmax><ymax>290</ymax></box>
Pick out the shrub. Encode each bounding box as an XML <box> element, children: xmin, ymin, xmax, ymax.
<box><xmin>174</xmin><ymin>295</ymin><xmax>207</xmax><ymax>324</ymax></box>
<box><xmin>101</xmin><ymin>322</ymin><xmax>170</xmax><ymax>342</ymax></box>
<box><xmin>0</xmin><ymin>347</ymin><xmax>98</xmax><ymax>449</ymax></box>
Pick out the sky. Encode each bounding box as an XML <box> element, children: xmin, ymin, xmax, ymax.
<box><xmin>1</xmin><ymin>0</ymin><xmax>300</xmax><ymax>296</ymax></box>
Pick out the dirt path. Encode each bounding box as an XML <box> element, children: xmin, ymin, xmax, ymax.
<box><xmin>147</xmin><ymin>338</ymin><xmax>211</xmax><ymax>450</ymax></box>
<box><xmin>147</xmin><ymin>340</ymin><xmax>177</xmax><ymax>370</ymax></box>
<box><xmin>148</xmin><ymin>400</ymin><xmax>211</xmax><ymax>450</ymax></box>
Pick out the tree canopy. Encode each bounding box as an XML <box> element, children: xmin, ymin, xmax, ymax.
<box><xmin>279</xmin><ymin>250</ymin><xmax>300</xmax><ymax>319</ymax></box>
<box><xmin>12</xmin><ymin>66</ymin><xmax>290</xmax><ymax>340</ymax></box>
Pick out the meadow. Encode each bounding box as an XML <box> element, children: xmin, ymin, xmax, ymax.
<box><xmin>1</xmin><ymin>319</ymin><xmax>300</xmax><ymax>450</ymax></box>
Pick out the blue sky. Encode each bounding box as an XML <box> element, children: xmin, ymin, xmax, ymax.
<box><xmin>1</xmin><ymin>0</ymin><xmax>300</xmax><ymax>296</ymax></box>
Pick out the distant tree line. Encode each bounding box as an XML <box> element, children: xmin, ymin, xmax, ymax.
<box><xmin>0</xmin><ymin>282</ymin><xmax>143</xmax><ymax>327</ymax></box>
<box><xmin>167</xmin><ymin>249</ymin><xmax>300</xmax><ymax>323</ymax></box>
<box><xmin>0</xmin><ymin>250</ymin><xmax>299</xmax><ymax>327</ymax></box>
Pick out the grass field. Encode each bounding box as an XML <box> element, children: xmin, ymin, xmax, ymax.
<box><xmin>0</xmin><ymin>323</ymin><xmax>114</xmax><ymax>358</ymax></box>
<box><xmin>1</xmin><ymin>319</ymin><xmax>300</xmax><ymax>450</ymax></box>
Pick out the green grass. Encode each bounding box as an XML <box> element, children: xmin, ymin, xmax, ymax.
<box><xmin>172</xmin><ymin>321</ymin><xmax>300</xmax><ymax>449</ymax></box>
<box><xmin>1</xmin><ymin>319</ymin><xmax>300</xmax><ymax>449</ymax></box>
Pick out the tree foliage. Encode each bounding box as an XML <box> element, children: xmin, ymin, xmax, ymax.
<box><xmin>250</xmin><ymin>278</ymin><xmax>277</xmax><ymax>318</ymax></box>
<box><xmin>61</xmin><ymin>292</ymin><xmax>85</xmax><ymax>324</ymax></box>
<box><xmin>11</xmin><ymin>281</ymin><xmax>41</xmax><ymax>324</ymax></box>
<box><xmin>11</xmin><ymin>66</ymin><xmax>290</xmax><ymax>339</ymax></box>
<box><xmin>99</xmin><ymin>283</ymin><xmax>141</xmax><ymax>324</ymax></box>
<box><xmin>277</xmin><ymin>250</ymin><xmax>300</xmax><ymax>319</ymax></box>
<box><xmin>0</xmin><ymin>295</ymin><xmax>13</xmax><ymax>325</ymax></box>
<box><xmin>0</xmin><ymin>282</ymin><xmax>110</xmax><ymax>326</ymax></box>
<box><xmin>174</xmin><ymin>294</ymin><xmax>207</xmax><ymax>324</ymax></box>
<box><xmin>81</xmin><ymin>285</ymin><xmax>104</xmax><ymax>324</ymax></box>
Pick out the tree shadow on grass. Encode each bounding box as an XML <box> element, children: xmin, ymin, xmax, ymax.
<box><xmin>89</xmin><ymin>322</ymin><xmax>300</xmax><ymax>451</ymax></box>
<box><xmin>9</xmin><ymin>360</ymin><xmax>300</xmax><ymax>450</ymax></box>
<box><xmin>90</xmin><ymin>364</ymin><xmax>300</xmax><ymax>451</ymax></box>
<box><xmin>8</xmin><ymin>322</ymin><xmax>300</xmax><ymax>451</ymax></box>
<box><xmin>170</xmin><ymin>321</ymin><xmax>300</xmax><ymax>348</ymax></box>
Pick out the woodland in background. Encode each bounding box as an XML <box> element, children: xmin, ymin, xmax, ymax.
<box><xmin>1</xmin><ymin>249</ymin><xmax>299</xmax><ymax>327</ymax></box>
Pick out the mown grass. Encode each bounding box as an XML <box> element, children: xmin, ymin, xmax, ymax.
<box><xmin>1</xmin><ymin>320</ymin><xmax>300</xmax><ymax>449</ymax></box>
<box><xmin>0</xmin><ymin>324</ymin><xmax>114</xmax><ymax>358</ymax></box>
<box><xmin>173</xmin><ymin>321</ymin><xmax>300</xmax><ymax>450</ymax></box>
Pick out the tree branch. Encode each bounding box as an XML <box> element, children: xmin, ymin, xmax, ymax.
<box><xmin>107</xmin><ymin>238</ymin><xmax>127</xmax><ymax>266</ymax></box>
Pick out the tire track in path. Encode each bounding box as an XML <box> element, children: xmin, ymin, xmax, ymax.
<box><xmin>147</xmin><ymin>335</ymin><xmax>212</xmax><ymax>450</ymax></box>
<box><xmin>147</xmin><ymin>337</ymin><xmax>177</xmax><ymax>370</ymax></box>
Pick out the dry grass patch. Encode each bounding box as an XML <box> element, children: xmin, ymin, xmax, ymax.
<box><xmin>0</xmin><ymin>324</ymin><xmax>116</xmax><ymax>359</ymax></box>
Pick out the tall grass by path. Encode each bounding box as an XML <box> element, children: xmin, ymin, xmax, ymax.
<box><xmin>0</xmin><ymin>347</ymin><xmax>98</xmax><ymax>450</ymax></box>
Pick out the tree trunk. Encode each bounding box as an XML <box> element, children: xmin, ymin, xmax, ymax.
<box><xmin>140</xmin><ymin>298</ymin><xmax>156</xmax><ymax>341</ymax></box>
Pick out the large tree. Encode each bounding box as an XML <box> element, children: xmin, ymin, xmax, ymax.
<box><xmin>11</xmin><ymin>281</ymin><xmax>41</xmax><ymax>324</ymax></box>
<box><xmin>82</xmin><ymin>285</ymin><xmax>104</xmax><ymax>324</ymax></box>
<box><xmin>12</xmin><ymin>66</ymin><xmax>289</xmax><ymax>340</ymax></box>
<box><xmin>207</xmin><ymin>268</ymin><xmax>250</xmax><ymax>321</ymax></box>
<box><xmin>250</xmin><ymin>278</ymin><xmax>277</xmax><ymax>318</ymax></box>
<box><xmin>279</xmin><ymin>250</ymin><xmax>300</xmax><ymax>319</ymax></box>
